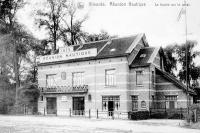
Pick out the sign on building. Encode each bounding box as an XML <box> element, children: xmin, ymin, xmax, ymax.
<box><xmin>36</xmin><ymin>47</ymin><xmax>97</xmax><ymax>64</ymax></box>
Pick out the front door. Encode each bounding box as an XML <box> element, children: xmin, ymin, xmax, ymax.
<box><xmin>46</xmin><ymin>97</ymin><xmax>57</xmax><ymax>114</ymax></box>
<box><xmin>108</xmin><ymin>101</ymin><xmax>114</xmax><ymax>116</ymax></box>
<box><xmin>72</xmin><ymin>97</ymin><xmax>85</xmax><ymax>115</ymax></box>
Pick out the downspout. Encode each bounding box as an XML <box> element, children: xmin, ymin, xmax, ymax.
<box><xmin>149</xmin><ymin>66</ymin><xmax>151</xmax><ymax>112</ymax></box>
<box><xmin>94</xmin><ymin>59</ymin><xmax>97</xmax><ymax>110</ymax></box>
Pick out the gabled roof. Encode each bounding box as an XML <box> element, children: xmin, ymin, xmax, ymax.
<box><xmin>130</xmin><ymin>47</ymin><xmax>155</xmax><ymax>67</ymax></box>
<box><xmin>38</xmin><ymin>34</ymin><xmax>147</xmax><ymax>66</ymax></box>
<box><xmin>97</xmin><ymin>36</ymin><xmax>137</xmax><ymax>58</ymax></box>
<box><xmin>156</xmin><ymin>68</ymin><xmax>196</xmax><ymax>95</ymax></box>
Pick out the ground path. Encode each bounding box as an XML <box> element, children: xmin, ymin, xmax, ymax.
<box><xmin>0</xmin><ymin>115</ymin><xmax>199</xmax><ymax>133</ymax></box>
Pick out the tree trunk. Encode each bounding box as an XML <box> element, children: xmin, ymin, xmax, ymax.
<box><xmin>13</xmin><ymin>41</ymin><xmax>20</xmax><ymax>105</ymax></box>
<box><xmin>71</xmin><ymin>15</ymin><xmax>74</xmax><ymax>46</ymax></box>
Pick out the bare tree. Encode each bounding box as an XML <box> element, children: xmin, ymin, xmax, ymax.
<box><xmin>60</xmin><ymin>1</ymin><xmax>88</xmax><ymax>46</ymax></box>
<box><xmin>35</xmin><ymin>0</ymin><xmax>67</xmax><ymax>53</ymax></box>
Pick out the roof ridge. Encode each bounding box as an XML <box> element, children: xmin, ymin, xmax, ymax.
<box><xmin>125</xmin><ymin>33</ymin><xmax>145</xmax><ymax>54</ymax></box>
<box><xmin>111</xmin><ymin>34</ymin><xmax>138</xmax><ymax>40</ymax></box>
<box><xmin>141</xmin><ymin>47</ymin><xmax>155</xmax><ymax>49</ymax></box>
<box><xmin>156</xmin><ymin>68</ymin><xmax>196</xmax><ymax>94</ymax></box>
<box><xmin>75</xmin><ymin>34</ymin><xmax>139</xmax><ymax>46</ymax></box>
<box><xmin>148</xmin><ymin>47</ymin><xmax>160</xmax><ymax>64</ymax></box>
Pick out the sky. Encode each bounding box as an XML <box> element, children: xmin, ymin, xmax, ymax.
<box><xmin>17</xmin><ymin>0</ymin><xmax>200</xmax><ymax>64</ymax></box>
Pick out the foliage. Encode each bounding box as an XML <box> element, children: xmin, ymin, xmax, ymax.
<box><xmin>60</xmin><ymin>1</ymin><xmax>88</xmax><ymax>46</ymax></box>
<box><xmin>163</xmin><ymin>44</ymin><xmax>178</xmax><ymax>75</ymax></box>
<box><xmin>0</xmin><ymin>75</ymin><xmax>15</xmax><ymax>114</ymax></box>
<box><xmin>85</xmin><ymin>30</ymin><xmax>117</xmax><ymax>42</ymax></box>
<box><xmin>35</xmin><ymin>0</ymin><xmax>67</xmax><ymax>52</ymax></box>
<box><xmin>128</xmin><ymin>111</ymin><xmax>150</xmax><ymax>120</ymax></box>
<box><xmin>176</xmin><ymin>41</ymin><xmax>200</xmax><ymax>84</ymax></box>
<box><xmin>164</xmin><ymin>41</ymin><xmax>200</xmax><ymax>86</ymax></box>
<box><xmin>18</xmin><ymin>83</ymin><xmax>40</xmax><ymax>105</ymax></box>
<box><xmin>0</xmin><ymin>0</ymin><xmax>41</xmax><ymax>108</ymax></box>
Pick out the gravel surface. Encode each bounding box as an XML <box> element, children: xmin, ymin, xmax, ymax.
<box><xmin>0</xmin><ymin>115</ymin><xmax>199</xmax><ymax>133</ymax></box>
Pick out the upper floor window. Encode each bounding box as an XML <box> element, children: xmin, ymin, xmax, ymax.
<box><xmin>72</xmin><ymin>72</ymin><xmax>85</xmax><ymax>86</ymax></box>
<box><xmin>152</xmin><ymin>71</ymin><xmax>155</xmax><ymax>85</ymax></box>
<box><xmin>136</xmin><ymin>71</ymin><xmax>143</xmax><ymax>85</ymax></box>
<box><xmin>46</xmin><ymin>74</ymin><xmax>56</xmax><ymax>87</ymax></box>
<box><xmin>105</xmin><ymin>69</ymin><xmax>116</xmax><ymax>86</ymax></box>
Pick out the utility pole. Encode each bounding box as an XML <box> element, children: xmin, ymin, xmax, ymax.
<box><xmin>184</xmin><ymin>0</ymin><xmax>190</xmax><ymax>118</ymax></box>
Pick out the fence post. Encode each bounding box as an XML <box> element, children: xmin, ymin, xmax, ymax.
<box><xmin>69</xmin><ymin>108</ymin><xmax>71</xmax><ymax>117</ymax></box>
<box><xmin>97</xmin><ymin>109</ymin><xmax>98</xmax><ymax>119</ymax></box>
<box><xmin>24</xmin><ymin>105</ymin><xmax>25</xmax><ymax>115</ymax></box>
<box><xmin>149</xmin><ymin>109</ymin><xmax>151</xmax><ymax>118</ymax></box>
<box><xmin>44</xmin><ymin>107</ymin><xmax>45</xmax><ymax>116</ymax></box>
<box><xmin>180</xmin><ymin>108</ymin><xmax>182</xmax><ymax>119</ymax></box>
<box><xmin>89</xmin><ymin>109</ymin><xmax>91</xmax><ymax>118</ymax></box>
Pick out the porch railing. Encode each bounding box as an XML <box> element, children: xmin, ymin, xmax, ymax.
<box><xmin>39</xmin><ymin>85</ymin><xmax>88</xmax><ymax>94</ymax></box>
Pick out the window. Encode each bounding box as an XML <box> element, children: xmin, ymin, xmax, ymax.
<box><xmin>105</xmin><ymin>69</ymin><xmax>116</xmax><ymax>86</ymax></box>
<box><xmin>102</xmin><ymin>96</ymin><xmax>120</xmax><ymax>111</ymax></box>
<box><xmin>72</xmin><ymin>72</ymin><xmax>85</xmax><ymax>86</ymax></box>
<box><xmin>88</xmin><ymin>94</ymin><xmax>92</xmax><ymax>101</ymax></box>
<box><xmin>46</xmin><ymin>74</ymin><xmax>57</xmax><ymax>87</ymax></box>
<box><xmin>61</xmin><ymin>72</ymin><xmax>66</xmax><ymax>80</ymax></box>
<box><xmin>131</xmin><ymin>96</ymin><xmax>138</xmax><ymax>111</ymax></box>
<box><xmin>140</xmin><ymin>54</ymin><xmax>146</xmax><ymax>58</ymax></box>
<box><xmin>165</xmin><ymin>95</ymin><xmax>177</xmax><ymax>109</ymax></box>
<box><xmin>141</xmin><ymin>101</ymin><xmax>146</xmax><ymax>108</ymax></box>
<box><xmin>152</xmin><ymin>71</ymin><xmax>155</xmax><ymax>85</ymax></box>
<box><xmin>136</xmin><ymin>71</ymin><xmax>143</xmax><ymax>85</ymax></box>
<box><xmin>39</xmin><ymin>96</ymin><xmax>43</xmax><ymax>101</ymax></box>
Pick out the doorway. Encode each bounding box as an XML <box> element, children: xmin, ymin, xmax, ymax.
<box><xmin>72</xmin><ymin>97</ymin><xmax>85</xmax><ymax>115</ymax></box>
<box><xmin>46</xmin><ymin>97</ymin><xmax>57</xmax><ymax>115</ymax></box>
<box><xmin>108</xmin><ymin>101</ymin><xmax>114</xmax><ymax>116</ymax></box>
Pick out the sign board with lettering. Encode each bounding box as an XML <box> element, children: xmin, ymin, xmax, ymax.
<box><xmin>59</xmin><ymin>46</ymin><xmax>74</xmax><ymax>53</ymax></box>
<box><xmin>36</xmin><ymin>48</ymin><xmax>97</xmax><ymax>64</ymax></box>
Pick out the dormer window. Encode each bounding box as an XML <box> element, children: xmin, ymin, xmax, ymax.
<box><xmin>107</xmin><ymin>39</ymin><xmax>112</xmax><ymax>45</ymax></box>
<box><xmin>140</xmin><ymin>54</ymin><xmax>146</xmax><ymax>58</ymax></box>
<box><xmin>110</xmin><ymin>48</ymin><xmax>116</xmax><ymax>52</ymax></box>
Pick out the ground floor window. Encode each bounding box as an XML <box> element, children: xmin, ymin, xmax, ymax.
<box><xmin>165</xmin><ymin>95</ymin><xmax>177</xmax><ymax>109</ymax></box>
<box><xmin>39</xmin><ymin>95</ymin><xmax>44</xmax><ymax>101</ymax></box>
<box><xmin>102</xmin><ymin>96</ymin><xmax>120</xmax><ymax>112</ymax></box>
<box><xmin>141</xmin><ymin>101</ymin><xmax>146</xmax><ymax>109</ymax></box>
<box><xmin>131</xmin><ymin>95</ymin><xmax>138</xmax><ymax>111</ymax></box>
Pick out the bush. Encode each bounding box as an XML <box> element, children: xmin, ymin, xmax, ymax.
<box><xmin>150</xmin><ymin>112</ymin><xmax>167</xmax><ymax>119</ymax></box>
<box><xmin>15</xmin><ymin>83</ymin><xmax>40</xmax><ymax>114</ymax></box>
<box><xmin>168</xmin><ymin>113</ymin><xmax>184</xmax><ymax>119</ymax></box>
<box><xmin>128</xmin><ymin>111</ymin><xmax>150</xmax><ymax>120</ymax></box>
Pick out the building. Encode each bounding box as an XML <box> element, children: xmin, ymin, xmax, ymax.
<box><xmin>37</xmin><ymin>34</ymin><xmax>196</xmax><ymax>118</ymax></box>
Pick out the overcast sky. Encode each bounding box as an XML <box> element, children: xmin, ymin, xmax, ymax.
<box><xmin>17</xmin><ymin>0</ymin><xmax>200</xmax><ymax>64</ymax></box>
